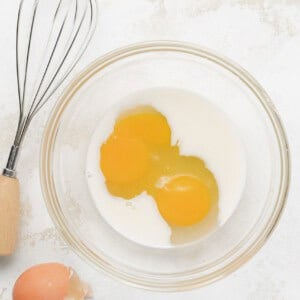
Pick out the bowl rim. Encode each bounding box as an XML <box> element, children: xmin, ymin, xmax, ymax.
<box><xmin>40</xmin><ymin>40</ymin><xmax>290</xmax><ymax>291</ymax></box>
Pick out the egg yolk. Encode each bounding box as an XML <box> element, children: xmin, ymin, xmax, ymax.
<box><xmin>155</xmin><ymin>176</ymin><xmax>211</xmax><ymax>226</ymax></box>
<box><xmin>115</xmin><ymin>106</ymin><xmax>171</xmax><ymax>146</ymax></box>
<box><xmin>100</xmin><ymin>105</ymin><xmax>218</xmax><ymax>227</ymax></box>
<box><xmin>100</xmin><ymin>134</ymin><xmax>149</xmax><ymax>184</ymax></box>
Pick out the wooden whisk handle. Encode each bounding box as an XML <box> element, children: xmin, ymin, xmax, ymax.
<box><xmin>0</xmin><ymin>175</ymin><xmax>20</xmax><ymax>256</ymax></box>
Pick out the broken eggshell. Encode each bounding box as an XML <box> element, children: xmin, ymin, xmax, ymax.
<box><xmin>12</xmin><ymin>263</ymin><xmax>92</xmax><ymax>300</ymax></box>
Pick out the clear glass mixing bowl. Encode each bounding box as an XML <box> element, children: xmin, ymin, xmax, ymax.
<box><xmin>40</xmin><ymin>41</ymin><xmax>290</xmax><ymax>291</ymax></box>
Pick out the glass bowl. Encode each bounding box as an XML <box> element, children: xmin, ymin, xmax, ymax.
<box><xmin>40</xmin><ymin>41</ymin><xmax>290</xmax><ymax>291</ymax></box>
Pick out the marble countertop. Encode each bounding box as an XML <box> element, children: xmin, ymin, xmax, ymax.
<box><xmin>0</xmin><ymin>1</ymin><xmax>299</xmax><ymax>299</ymax></box>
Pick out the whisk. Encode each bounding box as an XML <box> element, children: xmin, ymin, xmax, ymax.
<box><xmin>0</xmin><ymin>0</ymin><xmax>97</xmax><ymax>255</ymax></box>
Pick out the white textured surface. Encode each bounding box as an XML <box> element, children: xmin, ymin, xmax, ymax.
<box><xmin>0</xmin><ymin>0</ymin><xmax>299</xmax><ymax>299</ymax></box>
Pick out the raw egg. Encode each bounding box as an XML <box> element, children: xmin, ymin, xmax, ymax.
<box><xmin>100</xmin><ymin>105</ymin><xmax>218</xmax><ymax>228</ymax></box>
<box><xmin>86</xmin><ymin>87</ymin><xmax>247</xmax><ymax>247</ymax></box>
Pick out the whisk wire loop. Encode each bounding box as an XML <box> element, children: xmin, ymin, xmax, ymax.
<box><xmin>31</xmin><ymin>0</ymin><xmax>96</xmax><ymax>117</ymax></box>
<box><xmin>27</xmin><ymin>0</ymin><xmax>75</xmax><ymax>118</ymax></box>
<box><xmin>4</xmin><ymin>0</ymin><xmax>97</xmax><ymax>176</ymax></box>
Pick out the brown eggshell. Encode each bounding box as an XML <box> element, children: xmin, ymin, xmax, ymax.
<box><xmin>13</xmin><ymin>263</ymin><xmax>70</xmax><ymax>300</ymax></box>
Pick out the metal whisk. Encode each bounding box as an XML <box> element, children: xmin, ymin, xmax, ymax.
<box><xmin>0</xmin><ymin>0</ymin><xmax>97</xmax><ymax>255</ymax></box>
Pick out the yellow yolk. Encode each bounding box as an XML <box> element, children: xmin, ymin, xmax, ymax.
<box><xmin>155</xmin><ymin>176</ymin><xmax>211</xmax><ymax>226</ymax></box>
<box><xmin>100</xmin><ymin>135</ymin><xmax>149</xmax><ymax>184</ymax></box>
<box><xmin>115</xmin><ymin>106</ymin><xmax>171</xmax><ymax>146</ymax></box>
<box><xmin>100</xmin><ymin>106</ymin><xmax>218</xmax><ymax>227</ymax></box>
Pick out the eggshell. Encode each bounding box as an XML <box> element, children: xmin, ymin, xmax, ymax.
<box><xmin>13</xmin><ymin>263</ymin><xmax>70</xmax><ymax>300</ymax></box>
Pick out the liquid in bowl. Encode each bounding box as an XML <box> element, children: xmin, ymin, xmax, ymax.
<box><xmin>86</xmin><ymin>87</ymin><xmax>247</xmax><ymax>248</ymax></box>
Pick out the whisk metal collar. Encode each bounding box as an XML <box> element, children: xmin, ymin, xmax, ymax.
<box><xmin>3</xmin><ymin>145</ymin><xmax>20</xmax><ymax>178</ymax></box>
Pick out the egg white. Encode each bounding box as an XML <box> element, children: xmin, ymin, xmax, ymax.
<box><xmin>86</xmin><ymin>87</ymin><xmax>247</xmax><ymax>248</ymax></box>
